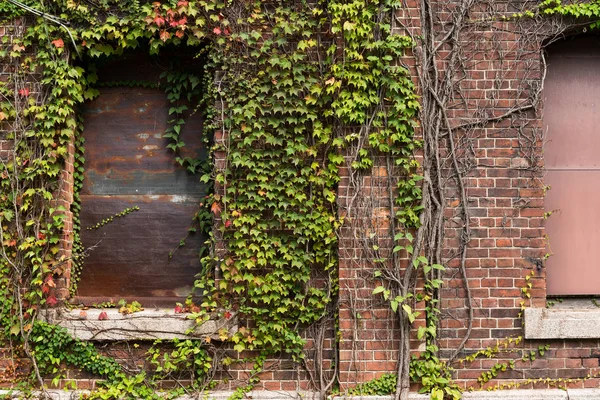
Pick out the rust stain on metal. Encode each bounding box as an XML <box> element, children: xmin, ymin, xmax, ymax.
<box><xmin>544</xmin><ymin>36</ymin><xmax>600</xmax><ymax>296</ymax></box>
<box><xmin>76</xmin><ymin>57</ymin><xmax>206</xmax><ymax>303</ymax></box>
<box><xmin>77</xmin><ymin>195</ymin><xmax>203</xmax><ymax>300</ymax></box>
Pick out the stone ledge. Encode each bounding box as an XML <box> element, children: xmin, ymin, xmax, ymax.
<box><xmin>524</xmin><ymin>307</ymin><xmax>600</xmax><ymax>339</ymax></box>
<box><xmin>0</xmin><ymin>390</ymin><xmax>319</xmax><ymax>400</ymax></box>
<box><xmin>332</xmin><ymin>395</ymin><xmax>427</xmax><ymax>400</ymax></box>
<box><xmin>2</xmin><ymin>390</ymin><xmax>598</xmax><ymax>400</ymax></box>
<box><xmin>42</xmin><ymin>308</ymin><xmax>237</xmax><ymax>341</ymax></box>
<box><xmin>462</xmin><ymin>389</ymin><xmax>568</xmax><ymax>399</ymax></box>
<box><xmin>333</xmin><ymin>389</ymin><xmax>600</xmax><ymax>400</ymax></box>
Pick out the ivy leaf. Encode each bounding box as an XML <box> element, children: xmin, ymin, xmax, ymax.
<box><xmin>372</xmin><ymin>286</ymin><xmax>386</xmax><ymax>295</ymax></box>
<box><xmin>233</xmin><ymin>343</ymin><xmax>245</xmax><ymax>353</ymax></box>
<box><xmin>431</xmin><ymin>388</ymin><xmax>444</xmax><ymax>400</ymax></box>
<box><xmin>391</xmin><ymin>299</ymin><xmax>399</xmax><ymax>313</ymax></box>
<box><xmin>51</xmin><ymin>38</ymin><xmax>64</xmax><ymax>48</ymax></box>
<box><xmin>159</xmin><ymin>30</ymin><xmax>171</xmax><ymax>42</ymax></box>
<box><xmin>10</xmin><ymin>324</ymin><xmax>20</xmax><ymax>336</ymax></box>
<box><xmin>402</xmin><ymin>304</ymin><xmax>415</xmax><ymax>323</ymax></box>
<box><xmin>211</xmin><ymin>202</ymin><xmax>222</xmax><ymax>215</ymax></box>
<box><xmin>46</xmin><ymin>296</ymin><xmax>58</xmax><ymax>307</ymax></box>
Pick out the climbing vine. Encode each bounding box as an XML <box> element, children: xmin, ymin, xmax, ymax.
<box><xmin>199</xmin><ymin>1</ymin><xmax>339</xmax><ymax>360</ymax></box>
<box><xmin>0</xmin><ymin>0</ymin><xmax>422</xmax><ymax>398</ymax></box>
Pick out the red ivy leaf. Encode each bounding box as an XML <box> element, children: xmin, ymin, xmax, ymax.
<box><xmin>175</xmin><ymin>30</ymin><xmax>185</xmax><ymax>39</ymax></box>
<box><xmin>159</xmin><ymin>30</ymin><xmax>171</xmax><ymax>42</ymax></box>
<box><xmin>98</xmin><ymin>311</ymin><xmax>108</xmax><ymax>320</ymax></box>
<box><xmin>174</xmin><ymin>305</ymin><xmax>183</xmax><ymax>313</ymax></box>
<box><xmin>44</xmin><ymin>275</ymin><xmax>56</xmax><ymax>288</ymax></box>
<box><xmin>210</xmin><ymin>202</ymin><xmax>222</xmax><ymax>215</ymax></box>
<box><xmin>51</xmin><ymin>38</ymin><xmax>64</xmax><ymax>48</ymax></box>
<box><xmin>177</xmin><ymin>1</ymin><xmax>188</xmax><ymax>6</ymax></box>
<box><xmin>46</xmin><ymin>296</ymin><xmax>58</xmax><ymax>307</ymax></box>
<box><xmin>225</xmin><ymin>220</ymin><xmax>232</xmax><ymax>228</ymax></box>
<box><xmin>154</xmin><ymin>15</ymin><xmax>165</xmax><ymax>26</ymax></box>
<box><xmin>224</xmin><ymin>28</ymin><xmax>230</xmax><ymax>36</ymax></box>
<box><xmin>213</xmin><ymin>27</ymin><xmax>222</xmax><ymax>35</ymax></box>
<box><xmin>18</xmin><ymin>88</ymin><xmax>29</xmax><ymax>97</ymax></box>
<box><xmin>224</xmin><ymin>311</ymin><xmax>232</xmax><ymax>320</ymax></box>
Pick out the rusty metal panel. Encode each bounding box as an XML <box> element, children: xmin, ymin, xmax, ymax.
<box><xmin>76</xmin><ymin>83</ymin><xmax>206</xmax><ymax>303</ymax></box>
<box><xmin>544</xmin><ymin>36</ymin><xmax>600</xmax><ymax>295</ymax></box>
<box><xmin>80</xmin><ymin>88</ymin><xmax>204</xmax><ymax>196</ymax></box>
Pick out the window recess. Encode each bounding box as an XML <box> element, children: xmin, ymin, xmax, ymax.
<box><xmin>543</xmin><ymin>35</ymin><xmax>600</xmax><ymax>296</ymax></box>
<box><xmin>72</xmin><ymin>51</ymin><xmax>208</xmax><ymax>306</ymax></box>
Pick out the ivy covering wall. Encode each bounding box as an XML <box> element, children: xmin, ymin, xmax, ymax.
<box><xmin>3</xmin><ymin>0</ymin><xmax>596</xmax><ymax>398</ymax></box>
<box><xmin>0</xmin><ymin>0</ymin><xmax>420</xmax><ymax>398</ymax></box>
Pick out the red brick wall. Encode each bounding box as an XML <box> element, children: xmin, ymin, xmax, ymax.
<box><xmin>336</xmin><ymin>0</ymin><xmax>600</xmax><ymax>392</ymax></box>
<box><xmin>4</xmin><ymin>1</ymin><xmax>600</xmax><ymax>394</ymax></box>
<box><xmin>0</xmin><ymin>21</ymin><xmax>21</xmax><ymax>160</ymax></box>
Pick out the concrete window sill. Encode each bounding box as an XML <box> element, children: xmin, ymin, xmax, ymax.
<box><xmin>42</xmin><ymin>308</ymin><xmax>237</xmax><ymax>341</ymax></box>
<box><xmin>524</xmin><ymin>305</ymin><xmax>600</xmax><ymax>339</ymax></box>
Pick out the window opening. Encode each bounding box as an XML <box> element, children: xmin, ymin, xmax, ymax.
<box><xmin>544</xmin><ymin>35</ymin><xmax>600</xmax><ymax>295</ymax></box>
<box><xmin>73</xmin><ymin>50</ymin><xmax>208</xmax><ymax>305</ymax></box>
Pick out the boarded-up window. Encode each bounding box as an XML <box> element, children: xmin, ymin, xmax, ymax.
<box><xmin>74</xmin><ymin>53</ymin><xmax>207</xmax><ymax>304</ymax></box>
<box><xmin>544</xmin><ymin>36</ymin><xmax>600</xmax><ymax>295</ymax></box>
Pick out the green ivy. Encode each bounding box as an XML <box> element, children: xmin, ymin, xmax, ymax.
<box><xmin>539</xmin><ymin>0</ymin><xmax>600</xmax><ymax>22</ymax></box>
<box><xmin>32</xmin><ymin>322</ymin><xmax>122</xmax><ymax>382</ymax></box>
<box><xmin>197</xmin><ymin>0</ymin><xmax>341</xmax><ymax>360</ymax></box>
<box><xmin>0</xmin><ymin>1</ymin><xmax>30</xmax><ymax>20</ymax></box>
<box><xmin>0</xmin><ymin>0</ymin><xmax>421</xmax><ymax>397</ymax></box>
<box><xmin>344</xmin><ymin>373</ymin><xmax>397</xmax><ymax>396</ymax></box>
